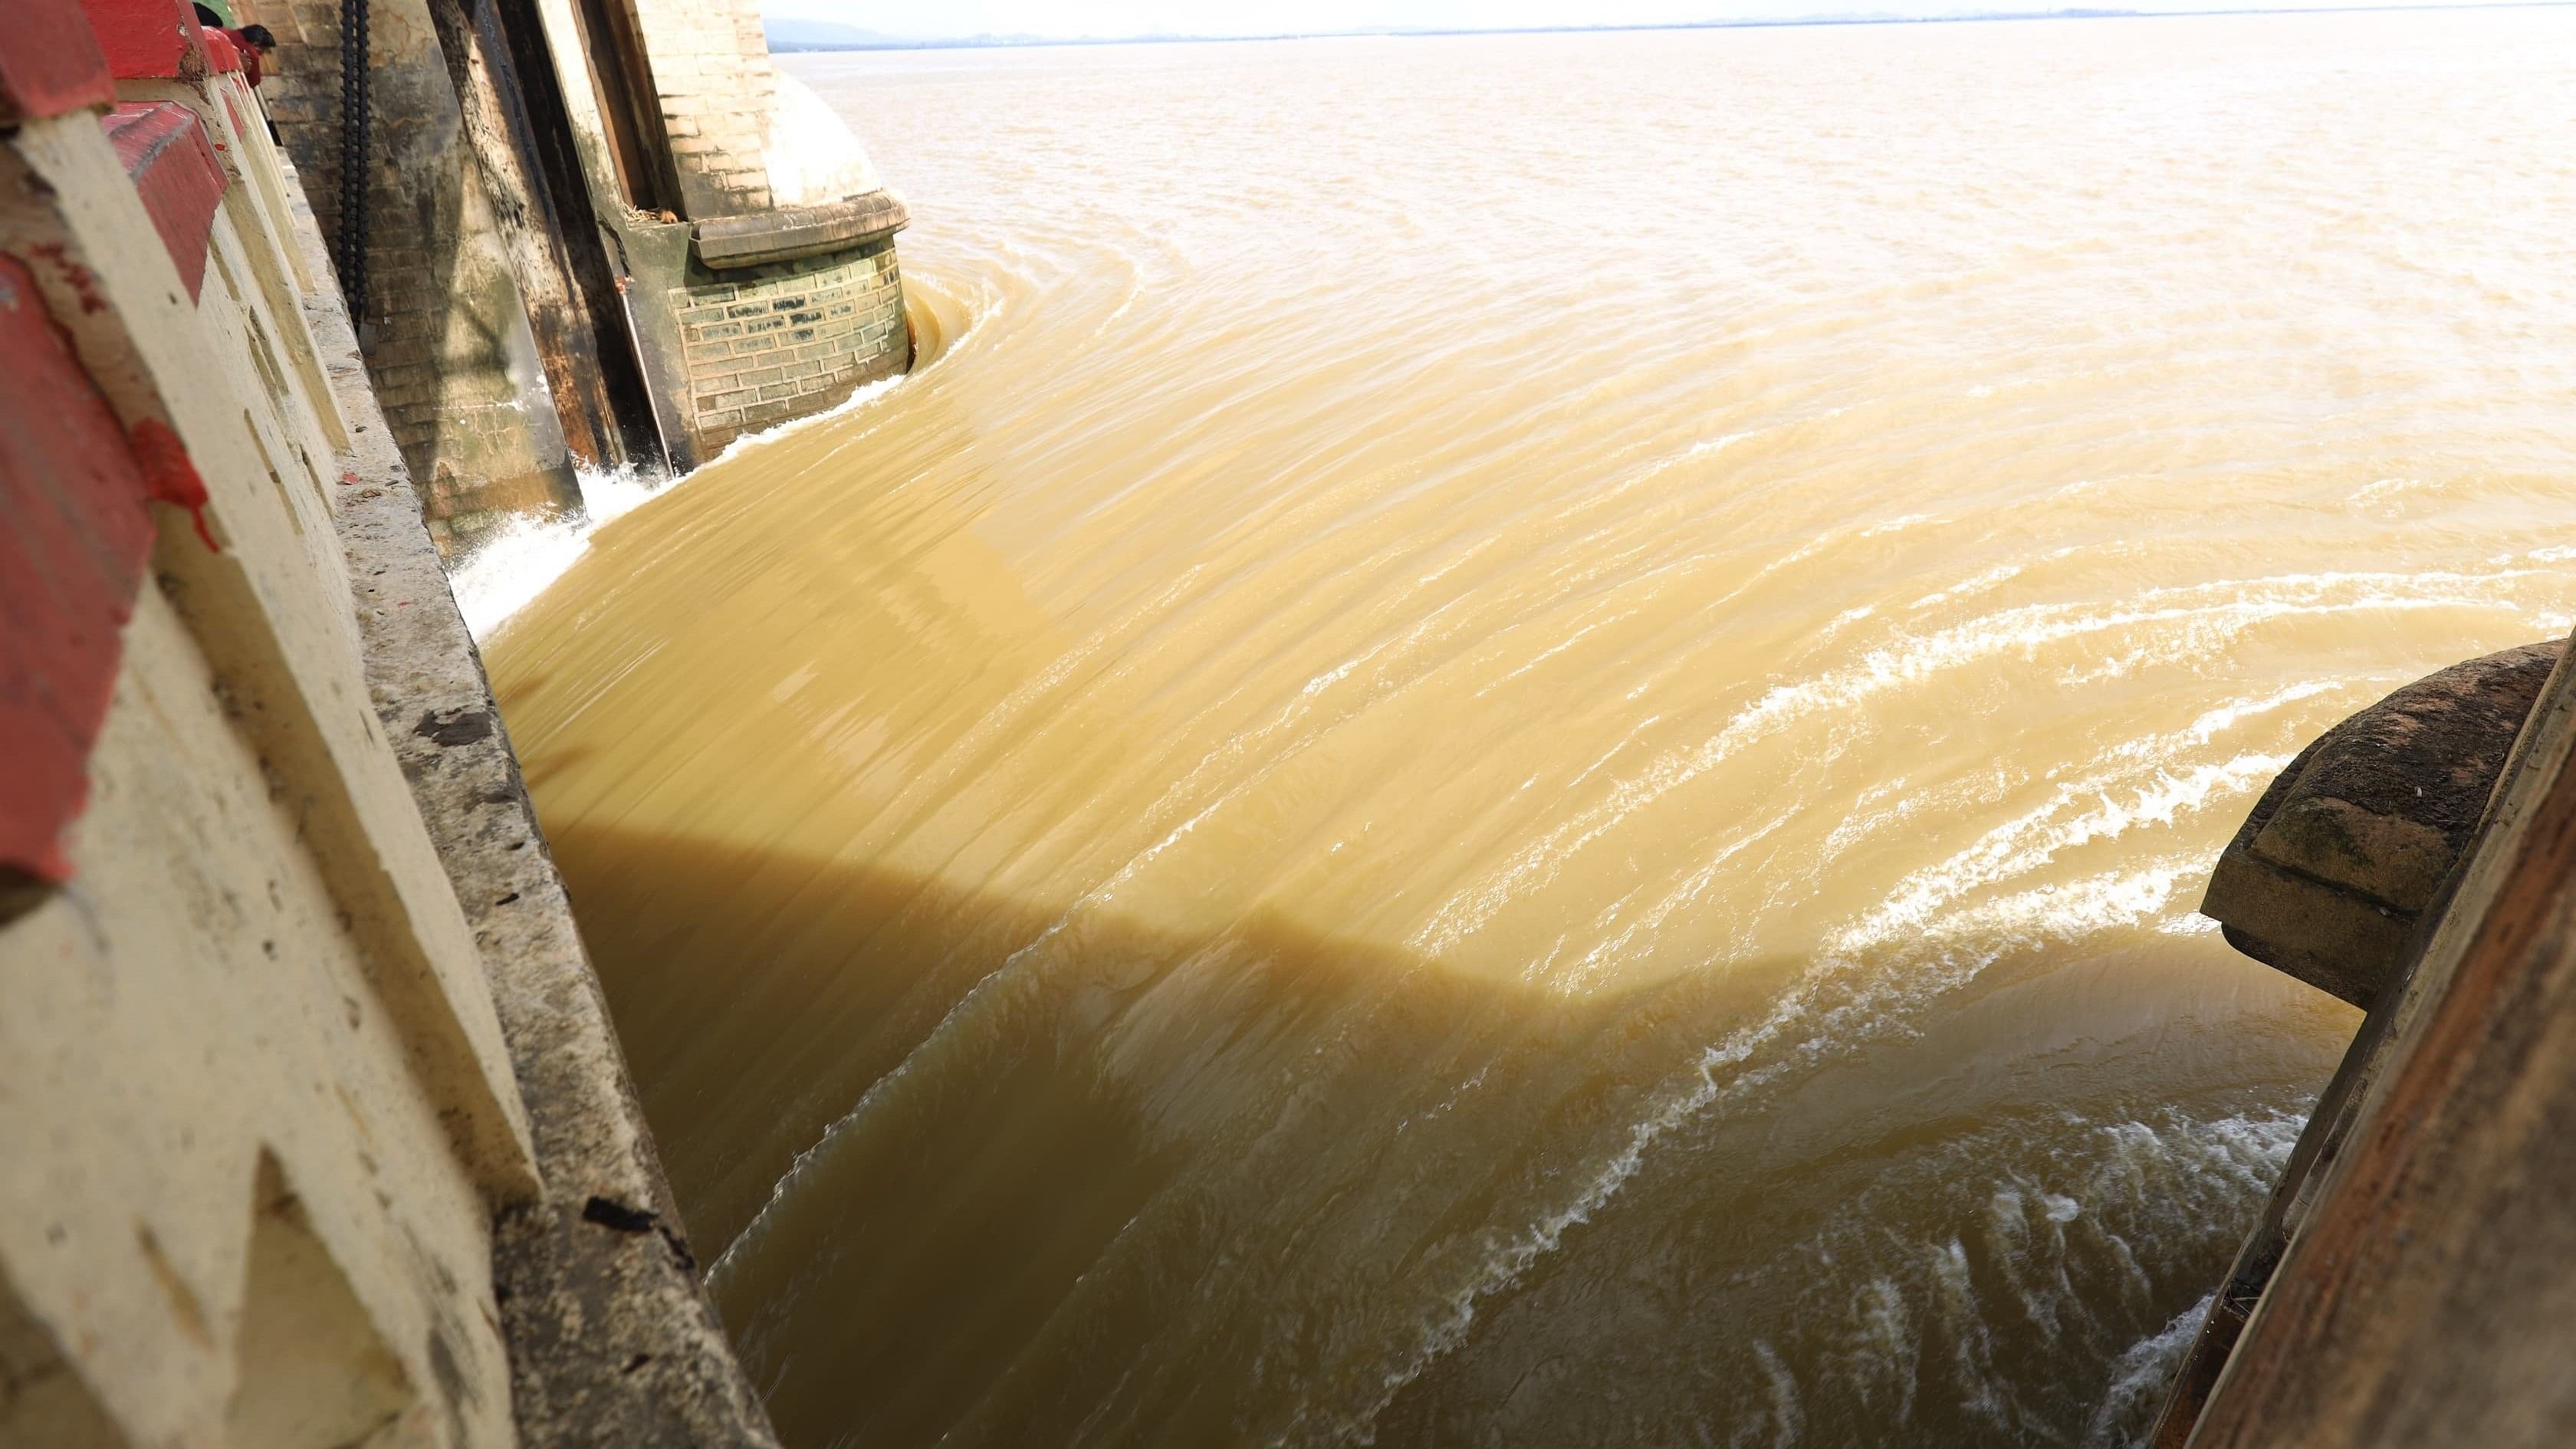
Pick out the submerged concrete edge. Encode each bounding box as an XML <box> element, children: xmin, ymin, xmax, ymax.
<box><xmin>284</xmin><ymin>163</ymin><xmax>782</xmax><ymax>1448</ymax></box>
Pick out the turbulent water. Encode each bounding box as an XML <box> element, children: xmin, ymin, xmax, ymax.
<box><xmin>482</xmin><ymin>12</ymin><xmax>2576</xmax><ymax>1447</ymax></box>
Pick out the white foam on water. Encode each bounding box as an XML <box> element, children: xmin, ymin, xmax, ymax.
<box><xmin>1323</xmin><ymin>861</ymin><xmax>2187</xmax><ymax>1443</ymax></box>
<box><xmin>2352</xmin><ymin>475</ymin><xmax>2424</xmax><ymax>504</ymax></box>
<box><xmin>1753</xmin><ymin>1340</ymin><xmax>1807</xmax><ymax>1449</ymax></box>
<box><xmin>1751</xmin><ymin>1099</ymin><xmax>2306</xmax><ymax>1444</ymax></box>
<box><xmin>449</xmin><ymin>464</ymin><xmax>660</xmax><ymax>641</ymax></box>
<box><xmin>1556</xmin><ymin>809</ymin><xmax>1795</xmax><ymax>991</ymax></box>
<box><xmin>1406</xmin><ymin>573</ymin><xmax>2489</xmax><ymax>959</ymax></box>
<box><xmin>1911</xmin><ymin>562</ymin><xmax>2026</xmax><ymax>611</ymax></box>
<box><xmin>448</xmin><ymin>371</ymin><xmax>915</xmax><ymax>642</ymax></box>
<box><xmin>1835</xmin><ymin>753</ymin><xmax>2288</xmax><ymax>951</ymax></box>
<box><xmin>2079</xmin><ymin>1293</ymin><xmax>2213</xmax><ymax>1448</ymax></box>
<box><xmin>700</xmin><ymin>369</ymin><xmax>910</xmax><ymax>474</ymax></box>
<box><xmin>1854</xmin><ymin>1276</ymin><xmax>1920</xmax><ymax>1425</ymax></box>
<box><xmin>1317</xmin><ymin>678</ymin><xmax>2339</xmax><ymax>1433</ymax></box>
<box><xmin>1337</xmin><ymin>834</ymin><xmax>2267</xmax><ymax>1447</ymax></box>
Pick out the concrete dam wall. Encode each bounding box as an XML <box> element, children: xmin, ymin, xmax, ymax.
<box><xmin>0</xmin><ymin>0</ymin><xmax>902</xmax><ymax>1441</ymax></box>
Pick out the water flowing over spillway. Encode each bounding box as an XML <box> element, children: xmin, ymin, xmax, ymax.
<box><xmin>482</xmin><ymin>13</ymin><xmax>2576</xmax><ymax>1446</ymax></box>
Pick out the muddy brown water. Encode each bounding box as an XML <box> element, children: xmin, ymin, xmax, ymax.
<box><xmin>485</xmin><ymin>12</ymin><xmax>2576</xmax><ymax>1445</ymax></box>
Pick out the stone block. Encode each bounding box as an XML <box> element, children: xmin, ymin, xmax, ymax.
<box><xmin>2203</xmin><ymin>640</ymin><xmax>2564</xmax><ymax>1007</ymax></box>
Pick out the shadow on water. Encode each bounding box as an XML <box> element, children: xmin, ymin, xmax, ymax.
<box><xmin>554</xmin><ymin>824</ymin><xmax>2331</xmax><ymax>1449</ymax></box>
<box><xmin>554</xmin><ymin>823</ymin><xmax>1783</xmax><ymax>1445</ymax></box>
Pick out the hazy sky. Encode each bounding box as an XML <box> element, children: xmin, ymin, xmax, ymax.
<box><xmin>756</xmin><ymin>0</ymin><xmax>2496</xmax><ymax>41</ymax></box>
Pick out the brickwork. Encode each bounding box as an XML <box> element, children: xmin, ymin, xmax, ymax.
<box><xmin>255</xmin><ymin>0</ymin><xmax>349</xmax><ymax>246</ymax></box>
<box><xmin>256</xmin><ymin>0</ymin><xmax>909</xmax><ymax>510</ymax></box>
<box><xmin>667</xmin><ymin>235</ymin><xmax>903</xmax><ymax>452</ymax></box>
<box><xmin>626</xmin><ymin>0</ymin><xmax>775</xmax><ymax>218</ymax></box>
<box><xmin>257</xmin><ymin>0</ymin><xmax>581</xmax><ymax>551</ymax></box>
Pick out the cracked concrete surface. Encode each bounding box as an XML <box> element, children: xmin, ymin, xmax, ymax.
<box><xmin>293</xmin><ymin>163</ymin><xmax>780</xmax><ymax>1448</ymax></box>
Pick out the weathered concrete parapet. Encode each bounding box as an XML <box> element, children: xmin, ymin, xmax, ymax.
<box><xmin>1</xmin><ymin>2</ymin><xmax>782</xmax><ymax>1435</ymax></box>
<box><xmin>2203</xmin><ymin>640</ymin><xmax>2564</xmax><ymax>1007</ymax></box>
<box><xmin>2</xmin><ymin>6</ymin><xmax>538</xmax><ymax>1441</ymax></box>
<box><xmin>288</xmin><ymin>126</ymin><xmax>784</xmax><ymax>1449</ymax></box>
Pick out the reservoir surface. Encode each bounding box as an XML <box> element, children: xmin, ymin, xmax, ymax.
<box><xmin>483</xmin><ymin>12</ymin><xmax>2576</xmax><ymax>1445</ymax></box>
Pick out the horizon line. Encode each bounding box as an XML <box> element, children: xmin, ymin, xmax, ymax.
<box><xmin>767</xmin><ymin>0</ymin><xmax>2574</xmax><ymax>54</ymax></box>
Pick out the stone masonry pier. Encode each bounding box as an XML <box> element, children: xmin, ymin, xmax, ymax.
<box><xmin>255</xmin><ymin>0</ymin><xmax>911</xmax><ymax>547</ymax></box>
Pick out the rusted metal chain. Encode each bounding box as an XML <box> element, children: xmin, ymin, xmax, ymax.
<box><xmin>335</xmin><ymin>0</ymin><xmax>370</xmax><ymax>315</ymax></box>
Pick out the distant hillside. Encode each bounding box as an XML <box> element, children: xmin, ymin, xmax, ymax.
<box><xmin>762</xmin><ymin>5</ymin><xmax>2565</xmax><ymax>54</ymax></box>
<box><xmin>763</xmin><ymin>18</ymin><xmax>910</xmax><ymax>51</ymax></box>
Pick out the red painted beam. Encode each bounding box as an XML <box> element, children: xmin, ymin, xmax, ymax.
<box><xmin>199</xmin><ymin>27</ymin><xmax>242</xmax><ymax>75</ymax></box>
<box><xmin>0</xmin><ymin>255</ymin><xmax>161</xmax><ymax>888</ymax></box>
<box><xmin>0</xmin><ymin>0</ymin><xmax>117</xmax><ymax>123</ymax></box>
<box><xmin>101</xmin><ymin>103</ymin><xmax>228</xmax><ymax>304</ymax></box>
<box><xmin>77</xmin><ymin>0</ymin><xmax>209</xmax><ymax>83</ymax></box>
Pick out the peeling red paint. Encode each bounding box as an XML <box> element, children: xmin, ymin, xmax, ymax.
<box><xmin>0</xmin><ymin>254</ymin><xmax>160</xmax><ymax>886</ymax></box>
<box><xmin>28</xmin><ymin>241</ymin><xmax>107</xmax><ymax>315</ymax></box>
<box><xmin>101</xmin><ymin>104</ymin><xmax>228</xmax><ymax>304</ymax></box>
<box><xmin>0</xmin><ymin>0</ymin><xmax>117</xmax><ymax>123</ymax></box>
<box><xmin>77</xmin><ymin>0</ymin><xmax>209</xmax><ymax>83</ymax></box>
<box><xmin>198</xmin><ymin>27</ymin><xmax>242</xmax><ymax>75</ymax></box>
<box><xmin>129</xmin><ymin>418</ymin><xmax>216</xmax><ymax>551</ymax></box>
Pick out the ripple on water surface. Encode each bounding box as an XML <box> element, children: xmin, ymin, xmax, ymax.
<box><xmin>481</xmin><ymin>12</ymin><xmax>2576</xmax><ymax>1447</ymax></box>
